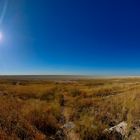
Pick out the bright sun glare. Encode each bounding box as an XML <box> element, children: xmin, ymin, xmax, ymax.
<box><xmin>0</xmin><ymin>32</ymin><xmax>3</xmax><ymax>41</ymax></box>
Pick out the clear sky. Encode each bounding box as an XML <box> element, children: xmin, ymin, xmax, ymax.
<box><xmin>0</xmin><ymin>0</ymin><xmax>140</xmax><ymax>75</ymax></box>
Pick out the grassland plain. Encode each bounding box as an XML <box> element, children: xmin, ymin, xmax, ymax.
<box><xmin>0</xmin><ymin>76</ymin><xmax>140</xmax><ymax>139</ymax></box>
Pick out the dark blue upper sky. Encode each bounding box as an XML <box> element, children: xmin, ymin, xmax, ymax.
<box><xmin>0</xmin><ymin>0</ymin><xmax>140</xmax><ymax>75</ymax></box>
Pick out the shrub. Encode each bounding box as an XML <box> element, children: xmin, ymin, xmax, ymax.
<box><xmin>70</xmin><ymin>88</ymin><xmax>82</xmax><ymax>97</ymax></box>
<box><xmin>27</xmin><ymin>109</ymin><xmax>59</xmax><ymax>136</ymax></box>
<box><xmin>40</xmin><ymin>88</ymin><xmax>58</xmax><ymax>101</ymax></box>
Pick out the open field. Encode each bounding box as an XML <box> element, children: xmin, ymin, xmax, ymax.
<box><xmin>0</xmin><ymin>76</ymin><xmax>140</xmax><ymax>139</ymax></box>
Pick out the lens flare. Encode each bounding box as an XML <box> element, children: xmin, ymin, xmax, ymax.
<box><xmin>0</xmin><ymin>0</ymin><xmax>8</xmax><ymax>25</ymax></box>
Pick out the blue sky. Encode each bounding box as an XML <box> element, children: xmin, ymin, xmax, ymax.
<box><xmin>0</xmin><ymin>0</ymin><xmax>140</xmax><ymax>75</ymax></box>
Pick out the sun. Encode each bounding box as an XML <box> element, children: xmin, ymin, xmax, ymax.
<box><xmin>0</xmin><ymin>32</ymin><xmax>3</xmax><ymax>41</ymax></box>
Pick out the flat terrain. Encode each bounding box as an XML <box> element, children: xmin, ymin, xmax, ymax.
<box><xmin>0</xmin><ymin>76</ymin><xmax>140</xmax><ymax>139</ymax></box>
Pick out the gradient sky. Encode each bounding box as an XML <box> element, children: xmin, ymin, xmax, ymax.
<box><xmin>0</xmin><ymin>0</ymin><xmax>140</xmax><ymax>75</ymax></box>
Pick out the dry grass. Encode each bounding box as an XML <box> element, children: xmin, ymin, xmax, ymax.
<box><xmin>0</xmin><ymin>78</ymin><xmax>140</xmax><ymax>139</ymax></box>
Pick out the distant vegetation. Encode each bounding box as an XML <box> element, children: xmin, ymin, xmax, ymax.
<box><xmin>0</xmin><ymin>78</ymin><xmax>140</xmax><ymax>139</ymax></box>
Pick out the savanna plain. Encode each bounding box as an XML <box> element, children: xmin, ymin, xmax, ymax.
<box><xmin>0</xmin><ymin>76</ymin><xmax>140</xmax><ymax>140</ymax></box>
